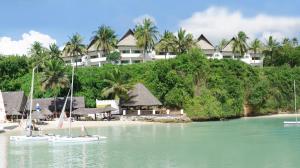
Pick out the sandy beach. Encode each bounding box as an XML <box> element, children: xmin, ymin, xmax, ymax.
<box><xmin>1</xmin><ymin>120</ymin><xmax>158</xmax><ymax>135</ymax></box>
<box><xmin>244</xmin><ymin>113</ymin><xmax>299</xmax><ymax>119</ymax></box>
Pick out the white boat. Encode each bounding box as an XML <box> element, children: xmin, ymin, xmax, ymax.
<box><xmin>10</xmin><ymin>135</ymin><xmax>54</xmax><ymax>142</ymax></box>
<box><xmin>9</xmin><ymin>67</ymin><xmax>51</xmax><ymax>142</ymax></box>
<box><xmin>0</xmin><ymin>125</ymin><xmax>4</xmax><ymax>133</ymax></box>
<box><xmin>284</xmin><ymin>80</ymin><xmax>300</xmax><ymax>125</ymax></box>
<box><xmin>49</xmin><ymin>135</ymin><xmax>106</xmax><ymax>143</ymax></box>
<box><xmin>50</xmin><ymin>66</ymin><xmax>105</xmax><ymax>143</ymax></box>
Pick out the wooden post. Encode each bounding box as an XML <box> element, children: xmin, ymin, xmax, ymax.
<box><xmin>152</xmin><ymin>109</ymin><xmax>155</xmax><ymax>115</ymax></box>
<box><xmin>123</xmin><ymin>110</ymin><xmax>126</xmax><ymax>116</ymax></box>
<box><xmin>138</xmin><ymin>110</ymin><xmax>141</xmax><ymax>115</ymax></box>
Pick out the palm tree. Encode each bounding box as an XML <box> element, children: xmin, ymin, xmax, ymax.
<box><xmin>250</xmin><ymin>38</ymin><xmax>262</xmax><ymax>54</ymax></box>
<box><xmin>41</xmin><ymin>60</ymin><xmax>69</xmax><ymax>115</ymax></box>
<box><xmin>49</xmin><ymin>43</ymin><xmax>63</xmax><ymax>61</ymax></box>
<box><xmin>264</xmin><ymin>36</ymin><xmax>279</xmax><ymax>64</ymax></box>
<box><xmin>217</xmin><ymin>39</ymin><xmax>228</xmax><ymax>51</ymax></box>
<box><xmin>134</xmin><ymin>18</ymin><xmax>159</xmax><ymax>62</ymax></box>
<box><xmin>101</xmin><ymin>68</ymin><xmax>131</xmax><ymax>99</ymax></box>
<box><xmin>88</xmin><ymin>25</ymin><xmax>117</xmax><ymax>57</ymax></box>
<box><xmin>155</xmin><ymin>30</ymin><xmax>176</xmax><ymax>59</ymax></box>
<box><xmin>63</xmin><ymin>33</ymin><xmax>86</xmax><ymax>68</ymax></box>
<box><xmin>29</xmin><ymin>41</ymin><xmax>49</xmax><ymax>70</ymax></box>
<box><xmin>174</xmin><ymin>28</ymin><xmax>195</xmax><ymax>54</ymax></box>
<box><xmin>232</xmin><ymin>31</ymin><xmax>249</xmax><ymax>57</ymax></box>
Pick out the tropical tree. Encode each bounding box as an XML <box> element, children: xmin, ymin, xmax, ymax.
<box><xmin>263</xmin><ymin>36</ymin><xmax>279</xmax><ymax>65</ymax></box>
<box><xmin>250</xmin><ymin>38</ymin><xmax>262</xmax><ymax>54</ymax></box>
<box><xmin>101</xmin><ymin>68</ymin><xmax>131</xmax><ymax>99</ymax></box>
<box><xmin>49</xmin><ymin>43</ymin><xmax>63</xmax><ymax>61</ymax></box>
<box><xmin>29</xmin><ymin>41</ymin><xmax>48</xmax><ymax>68</ymax></box>
<box><xmin>88</xmin><ymin>25</ymin><xmax>117</xmax><ymax>57</ymax></box>
<box><xmin>155</xmin><ymin>30</ymin><xmax>176</xmax><ymax>59</ymax></box>
<box><xmin>174</xmin><ymin>28</ymin><xmax>195</xmax><ymax>54</ymax></box>
<box><xmin>217</xmin><ymin>39</ymin><xmax>228</xmax><ymax>51</ymax></box>
<box><xmin>41</xmin><ymin>60</ymin><xmax>69</xmax><ymax>115</ymax></box>
<box><xmin>134</xmin><ymin>18</ymin><xmax>159</xmax><ymax>62</ymax></box>
<box><xmin>232</xmin><ymin>31</ymin><xmax>249</xmax><ymax>57</ymax></box>
<box><xmin>63</xmin><ymin>33</ymin><xmax>86</xmax><ymax>68</ymax></box>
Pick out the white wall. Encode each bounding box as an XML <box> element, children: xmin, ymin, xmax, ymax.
<box><xmin>0</xmin><ymin>91</ymin><xmax>6</xmax><ymax>122</ymax></box>
<box><xmin>96</xmin><ymin>99</ymin><xmax>120</xmax><ymax>115</ymax></box>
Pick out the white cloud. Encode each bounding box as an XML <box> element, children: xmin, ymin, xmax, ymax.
<box><xmin>133</xmin><ymin>14</ymin><xmax>157</xmax><ymax>25</ymax></box>
<box><xmin>0</xmin><ymin>30</ymin><xmax>56</xmax><ymax>55</ymax></box>
<box><xmin>179</xmin><ymin>6</ymin><xmax>300</xmax><ymax>44</ymax></box>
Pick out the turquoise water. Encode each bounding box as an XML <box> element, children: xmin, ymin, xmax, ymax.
<box><xmin>1</xmin><ymin>117</ymin><xmax>300</xmax><ymax>168</ymax></box>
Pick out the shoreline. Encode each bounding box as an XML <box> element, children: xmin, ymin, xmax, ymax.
<box><xmin>1</xmin><ymin>113</ymin><xmax>298</xmax><ymax>134</ymax></box>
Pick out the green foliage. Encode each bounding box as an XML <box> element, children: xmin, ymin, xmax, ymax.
<box><xmin>2</xmin><ymin>47</ymin><xmax>300</xmax><ymax>120</ymax></box>
<box><xmin>106</xmin><ymin>51</ymin><xmax>121</xmax><ymax>63</ymax></box>
<box><xmin>185</xmin><ymin>88</ymin><xmax>223</xmax><ymax>120</ymax></box>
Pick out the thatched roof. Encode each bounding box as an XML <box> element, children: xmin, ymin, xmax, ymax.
<box><xmin>2</xmin><ymin>91</ymin><xmax>27</xmax><ymax>115</ymax></box>
<box><xmin>27</xmin><ymin>97</ymin><xmax>85</xmax><ymax>112</ymax></box>
<box><xmin>197</xmin><ymin>34</ymin><xmax>215</xmax><ymax>50</ymax></box>
<box><xmin>121</xmin><ymin>83</ymin><xmax>162</xmax><ymax>107</ymax></box>
<box><xmin>31</xmin><ymin>111</ymin><xmax>47</xmax><ymax>119</ymax></box>
<box><xmin>117</xmin><ymin>29</ymin><xmax>137</xmax><ymax>46</ymax></box>
<box><xmin>73</xmin><ymin>106</ymin><xmax>117</xmax><ymax>115</ymax></box>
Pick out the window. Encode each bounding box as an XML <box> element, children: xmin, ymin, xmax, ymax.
<box><xmin>121</xmin><ymin>50</ymin><xmax>130</xmax><ymax>54</ymax></box>
<box><xmin>90</xmin><ymin>55</ymin><xmax>98</xmax><ymax>59</ymax></box>
<box><xmin>76</xmin><ymin>59</ymin><xmax>82</xmax><ymax>62</ymax></box>
<box><xmin>133</xmin><ymin>50</ymin><xmax>141</xmax><ymax>54</ymax></box>
<box><xmin>65</xmin><ymin>60</ymin><xmax>71</xmax><ymax>63</ymax></box>
<box><xmin>133</xmin><ymin>60</ymin><xmax>141</xmax><ymax>63</ymax></box>
<box><xmin>121</xmin><ymin>60</ymin><xmax>129</xmax><ymax>64</ymax></box>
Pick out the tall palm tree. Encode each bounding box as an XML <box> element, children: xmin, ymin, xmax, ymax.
<box><xmin>155</xmin><ymin>30</ymin><xmax>176</xmax><ymax>59</ymax></box>
<box><xmin>264</xmin><ymin>36</ymin><xmax>279</xmax><ymax>64</ymax></box>
<box><xmin>217</xmin><ymin>39</ymin><xmax>228</xmax><ymax>51</ymax></box>
<box><xmin>101</xmin><ymin>68</ymin><xmax>131</xmax><ymax>99</ymax></box>
<box><xmin>49</xmin><ymin>43</ymin><xmax>63</xmax><ymax>61</ymax></box>
<box><xmin>41</xmin><ymin>60</ymin><xmax>69</xmax><ymax>115</ymax></box>
<box><xmin>88</xmin><ymin>25</ymin><xmax>117</xmax><ymax>57</ymax></box>
<box><xmin>63</xmin><ymin>33</ymin><xmax>86</xmax><ymax>68</ymax></box>
<box><xmin>134</xmin><ymin>18</ymin><xmax>159</xmax><ymax>62</ymax></box>
<box><xmin>174</xmin><ymin>28</ymin><xmax>195</xmax><ymax>54</ymax></box>
<box><xmin>250</xmin><ymin>38</ymin><xmax>262</xmax><ymax>54</ymax></box>
<box><xmin>232</xmin><ymin>31</ymin><xmax>249</xmax><ymax>57</ymax></box>
<box><xmin>29</xmin><ymin>41</ymin><xmax>48</xmax><ymax>69</ymax></box>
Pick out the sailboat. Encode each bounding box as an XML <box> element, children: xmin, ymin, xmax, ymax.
<box><xmin>283</xmin><ymin>80</ymin><xmax>300</xmax><ymax>125</ymax></box>
<box><xmin>10</xmin><ymin>67</ymin><xmax>54</xmax><ymax>141</ymax></box>
<box><xmin>49</xmin><ymin>66</ymin><xmax>105</xmax><ymax>142</ymax></box>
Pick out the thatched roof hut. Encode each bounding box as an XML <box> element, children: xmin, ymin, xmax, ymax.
<box><xmin>121</xmin><ymin>83</ymin><xmax>162</xmax><ymax>107</ymax></box>
<box><xmin>2</xmin><ymin>91</ymin><xmax>27</xmax><ymax>116</ymax></box>
<box><xmin>27</xmin><ymin>97</ymin><xmax>85</xmax><ymax>112</ymax></box>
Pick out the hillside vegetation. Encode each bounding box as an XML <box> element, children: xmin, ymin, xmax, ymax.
<box><xmin>1</xmin><ymin>50</ymin><xmax>299</xmax><ymax>120</ymax></box>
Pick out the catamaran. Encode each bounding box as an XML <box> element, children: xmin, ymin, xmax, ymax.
<box><xmin>283</xmin><ymin>80</ymin><xmax>300</xmax><ymax>125</ymax></box>
<box><xmin>10</xmin><ymin>67</ymin><xmax>54</xmax><ymax>142</ymax></box>
<box><xmin>49</xmin><ymin>66</ymin><xmax>105</xmax><ymax>142</ymax></box>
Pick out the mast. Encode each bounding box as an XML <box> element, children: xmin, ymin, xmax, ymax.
<box><xmin>28</xmin><ymin>67</ymin><xmax>36</xmax><ymax>134</ymax></box>
<box><xmin>69</xmin><ymin>66</ymin><xmax>75</xmax><ymax>136</ymax></box>
<box><xmin>295</xmin><ymin>80</ymin><xmax>298</xmax><ymax>122</ymax></box>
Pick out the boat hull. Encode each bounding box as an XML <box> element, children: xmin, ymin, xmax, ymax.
<box><xmin>49</xmin><ymin>135</ymin><xmax>106</xmax><ymax>143</ymax></box>
<box><xmin>283</xmin><ymin>121</ymin><xmax>300</xmax><ymax>125</ymax></box>
<box><xmin>10</xmin><ymin>135</ymin><xmax>54</xmax><ymax>142</ymax></box>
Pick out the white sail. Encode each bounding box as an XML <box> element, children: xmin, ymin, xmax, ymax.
<box><xmin>0</xmin><ymin>90</ymin><xmax>6</xmax><ymax>122</ymax></box>
<box><xmin>57</xmin><ymin>89</ymin><xmax>71</xmax><ymax>128</ymax></box>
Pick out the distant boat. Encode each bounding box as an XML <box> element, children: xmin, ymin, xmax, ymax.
<box><xmin>283</xmin><ymin>80</ymin><xmax>300</xmax><ymax>125</ymax></box>
<box><xmin>49</xmin><ymin>66</ymin><xmax>105</xmax><ymax>143</ymax></box>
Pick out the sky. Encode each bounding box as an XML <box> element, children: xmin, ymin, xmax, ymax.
<box><xmin>1</xmin><ymin>0</ymin><xmax>300</xmax><ymax>55</ymax></box>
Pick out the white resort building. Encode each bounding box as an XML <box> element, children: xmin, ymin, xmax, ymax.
<box><xmin>61</xmin><ymin>30</ymin><xmax>264</xmax><ymax>67</ymax></box>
